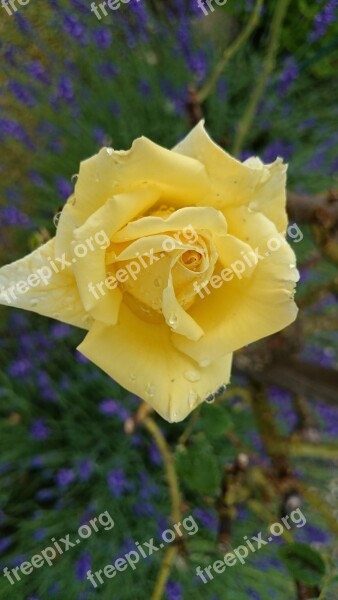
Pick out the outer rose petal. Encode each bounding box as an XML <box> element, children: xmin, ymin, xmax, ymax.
<box><xmin>55</xmin><ymin>136</ymin><xmax>212</xmax><ymax>257</ymax></box>
<box><xmin>78</xmin><ymin>304</ymin><xmax>233</xmax><ymax>422</ymax></box>
<box><xmin>71</xmin><ymin>188</ymin><xmax>159</xmax><ymax>324</ymax></box>
<box><xmin>0</xmin><ymin>239</ymin><xmax>91</xmax><ymax>329</ymax></box>
<box><xmin>173</xmin><ymin>120</ymin><xmax>264</xmax><ymax>206</ymax></box>
<box><xmin>244</xmin><ymin>156</ymin><xmax>288</xmax><ymax>232</ymax></box>
<box><xmin>174</xmin><ymin>121</ymin><xmax>288</xmax><ymax>231</ymax></box>
<box><xmin>172</xmin><ymin>208</ymin><xmax>299</xmax><ymax>363</ymax></box>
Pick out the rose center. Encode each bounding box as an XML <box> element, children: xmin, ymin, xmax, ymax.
<box><xmin>180</xmin><ymin>250</ymin><xmax>203</xmax><ymax>271</ymax></box>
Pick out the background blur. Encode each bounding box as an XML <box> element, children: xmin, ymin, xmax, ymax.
<box><xmin>0</xmin><ymin>1</ymin><xmax>338</xmax><ymax>599</ymax></box>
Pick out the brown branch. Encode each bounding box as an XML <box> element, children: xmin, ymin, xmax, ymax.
<box><xmin>287</xmin><ymin>189</ymin><xmax>338</xmax><ymax>225</ymax></box>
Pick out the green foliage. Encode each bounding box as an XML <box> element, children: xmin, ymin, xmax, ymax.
<box><xmin>278</xmin><ymin>543</ymin><xmax>326</xmax><ymax>586</ymax></box>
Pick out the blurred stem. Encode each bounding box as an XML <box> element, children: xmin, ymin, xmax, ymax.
<box><xmin>232</xmin><ymin>0</ymin><xmax>291</xmax><ymax>156</ymax></box>
<box><xmin>149</xmin><ymin>545</ymin><xmax>178</xmax><ymax>600</ymax></box>
<box><xmin>144</xmin><ymin>417</ymin><xmax>182</xmax><ymax>600</ymax></box>
<box><xmin>290</xmin><ymin>442</ymin><xmax>338</xmax><ymax>460</ymax></box>
<box><xmin>143</xmin><ymin>417</ymin><xmax>182</xmax><ymax>525</ymax></box>
<box><xmin>298</xmin><ymin>483</ymin><xmax>338</xmax><ymax>537</ymax></box>
<box><xmin>197</xmin><ymin>0</ymin><xmax>264</xmax><ymax>103</ymax></box>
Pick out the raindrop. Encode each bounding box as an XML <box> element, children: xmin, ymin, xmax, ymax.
<box><xmin>105</xmin><ymin>147</ymin><xmax>113</xmax><ymax>155</ymax></box>
<box><xmin>216</xmin><ymin>384</ymin><xmax>227</xmax><ymax>396</ymax></box>
<box><xmin>53</xmin><ymin>211</ymin><xmax>62</xmax><ymax>227</ymax></box>
<box><xmin>168</xmin><ymin>313</ymin><xmax>178</xmax><ymax>328</ymax></box>
<box><xmin>146</xmin><ymin>383</ymin><xmax>155</xmax><ymax>399</ymax></box>
<box><xmin>184</xmin><ymin>369</ymin><xmax>201</xmax><ymax>383</ymax></box>
<box><xmin>204</xmin><ymin>393</ymin><xmax>215</xmax><ymax>404</ymax></box>
<box><xmin>71</xmin><ymin>174</ymin><xmax>78</xmax><ymax>183</ymax></box>
<box><xmin>187</xmin><ymin>391</ymin><xmax>199</xmax><ymax>408</ymax></box>
<box><xmin>30</xmin><ymin>299</ymin><xmax>38</xmax><ymax>307</ymax></box>
<box><xmin>199</xmin><ymin>358</ymin><xmax>211</xmax><ymax>367</ymax></box>
<box><xmin>289</xmin><ymin>263</ymin><xmax>296</xmax><ymax>269</ymax></box>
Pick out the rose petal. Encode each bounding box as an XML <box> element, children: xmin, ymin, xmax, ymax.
<box><xmin>71</xmin><ymin>188</ymin><xmax>158</xmax><ymax>324</ymax></box>
<box><xmin>173</xmin><ymin>121</ymin><xmax>264</xmax><ymax>207</ymax></box>
<box><xmin>172</xmin><ymin>209</ymin><xmax>299</xmax><ymax>363</ymax></box>
<box><xmin>78</xmin><ymin>304</ymin><xmax>232</xmax><ymax>422</ymax></box>
<box><xmin>0</xmin><ymin>239</ymin><xmax>90</xmax><ymax>329</ymax></box>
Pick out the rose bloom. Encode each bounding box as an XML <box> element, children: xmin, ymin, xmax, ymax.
<box><xmin>0</xmin><ymin>122</ymin><xmax>299</xmax><ymax>422</ymax></box>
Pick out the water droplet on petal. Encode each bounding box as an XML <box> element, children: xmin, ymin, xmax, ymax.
<box><xmin>105</xmin><ymin>147</ymin><xmax>113</xmax><ymax>155</ymax></box>
<box><xmin>30</xmin><ymin>299</ymin><xmax>38</xmax><ymax>307</ymax></box>
<box><xmin>289</xmin><ymin>263</ymin><xmax>296</xmax><ymax>269</ymax></box>
<box><xmin>199</xmin><ymin>359</ymin><xmax>211</xmax><ymax>367</ymax></box>
<box><xmin>146</xmin><ymin>383</ymin><xmax>155</xmax><ymax>399</ymax></box>
<box><xmin>168</xmin><ymin>313</ymin><xmax>178</xmax><ymax>328</ymax></box>
<box><xmin>71</xmin><ymin>174</ymin><xmax>78</xmax><ymax>183</ymax></box>
<box><xmin>187</xmin><ymin>391</ymin><xmax>199</xmax><ymax>408</ymax></box>
<box><xmin>184</xmin><ymin>369</ymin><xmax>201</xmax><ymax>383</ymax></box>
<box><xmin>205</xmin><ymin>393</ymin><xmax>215</xmax><ymax>404</ymax></box>
<box><xmin>216</xmin><ymin>384</ymin><xmax>227</xmax><ymax>396</ymax></box>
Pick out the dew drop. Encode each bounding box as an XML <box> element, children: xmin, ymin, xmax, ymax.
<box><xmin>105</xmin><ymin>147</ymin><xmax>113</xmax><ymax>155</ymax></box>
<box><xmin>199</xmin><ymin>358</ymin><xmax>211</xmax><ymax>367</ymax></box>
<box><xmin>30</xmin><ymin>299</ymin><xmax>38</xmax><ymax>307</ymax></box>
<box><xmin>184</xmin><ymin>369</ymin><xmax>201</xmax><ymax>383</ymax></box>
<box><xmin>187</xmin><ymin>391</ymin><xmax>199</xmax><ymax>408</ymax></box>
<box><xmin>53</xmin><ymin>211</ymin><xmax>62</xmax><ymax>227</ymax></box>
<box><xmin>146</xmin><ymin>383</ymin><xmax>155</xmax><ymax>399</ymax></box>
<box><xmin>216</xmin><ymin>384</ymin><xmax>227</xmax><ymax>396</ymax></box>
<box><xmin>289</xmin><ymin>263</ymin><xmax>296</xmax><ymax>269</ymax></box>
<box><xmin>168</xmin><ymin>313</ymin><xmax>178</xmax><ymax>328</ymax></box>
<box><xmin>71</xmin><ymin>174</ymin><xmax>78</xmax><ymax>183</ymax></box>
<box><xmin>204</xmin><ymin>393</ymin><xmax>215</xmax><ymax>404</ymax></box>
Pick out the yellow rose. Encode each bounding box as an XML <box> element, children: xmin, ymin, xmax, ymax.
<box><xmin>0</xmin><ymin>122</ymin><xmax>299</xmax><ymax>422</ymax></box>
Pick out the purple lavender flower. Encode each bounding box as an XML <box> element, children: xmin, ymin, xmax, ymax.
<box><xmin>166</xmin><ymin>581</ymin><xmax>183</xmax><ymax>600</ymax></box>
<box><xmin>30</xmin><ymin>419</ymin><xmax>51</xmax><ymax>441</ymax></box>
<box><xmin>26</xmin><ymin>60</ymin><xmax>49</xmax><ymax>84</ymax></box>
<box><xmin>56</xmin><ymin>76</ymin><xmax>74</xmax><ymax>103</ymax></box>
<box><xmin>0</xmin><ymin>537</ymin><xmax>12</xmax><ymax>554</ymax></box>
<box><xmin>8</xmin><ymin>81</ymin><xmax>36</xmax><ymax>107</ymax></box>
<box><xmin>93</xmin><ymin>28</ymin><xmax>112</xmax><ymax>49</ymax></box>
<box><xmin>8</xmin><ymin>357</ymin><xmax>32</xmax><ymax>377</ymax></box>
<box><xmin>0</xmin><ymin>206</ymin><xmax>31</xmax><ymax>227</ymax></box>
<box><xmin>56</xmin><ymin>176</ymin><xmax>72</xmax><ymax>200</ymax></box>
<box><xmin>32</xmin><ymin>528</ymin><xmax>47</xmax><ymax>541</ymax></box>
<box><xmin>309</xmin><ymin>0</ymin><xmax>338</xmax><ymax>41</ymax></box>
<box><xmin>50</xmin><ymin>323</ymin><xmax>71</xmax><ymax>339</ymax></box>
<box><xmin>77</xmin><ymin>459</ymin><xmax>93</xmax><ymax>482</ymax></box>
<box><xmin>149</xmin><ymin>442</ymin><xmax>162</xmax><ymax>466</ymax></box>
<box><xmin>99</xmin><ymin>399</ymin><xmax>129</xmax><ymax>420</ymax></box>
<box><xmin>75</xmin><ymin>552</ymin><xmax>92</xmax><ymax>582</ymax></box>
<box><xmin>56</xmin><ymin>468</ymin><xmax>76</xmax><ymax>488</ymax></box>
<box><xmin>263</xmin><ymin>141</ymin><xmax>293</xmax><ymax>163</ymax></box>
<box><xmin>193</xmin><ymin>508</ymin><xmax>217</xmax><ymax>531</ymax></box>
<box><xmin>278</xmin><ymin>56</ymin><xmax>299</xmax><ymax>95</ymax></box>
<box><xmin>107</xmin><ymin>468</ymin><xmax>131</xmax><ymax>497</ymax></box>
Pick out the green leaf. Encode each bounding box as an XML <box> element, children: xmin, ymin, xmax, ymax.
<box><xmin>200</xmin><ymin>403</ymin><xmax>233</xmax><ymax>438</ymax></box>
<box><xmin>278</xmin><ymin>543</ymin><xmax>326</xmax><ymax>586</ymax></box>
<box><xmin>175</xmin><ymin>437</ymin><xmax>222</xmax><ymax>495</ymax></box>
